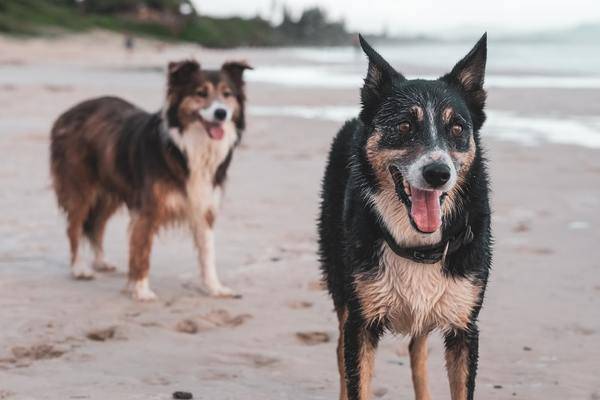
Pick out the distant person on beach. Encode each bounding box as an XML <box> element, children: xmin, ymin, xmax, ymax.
<box><xmin>124</xmin><ymin>33</ymin><xmax>135</xmax><ymax>53</ymax></box>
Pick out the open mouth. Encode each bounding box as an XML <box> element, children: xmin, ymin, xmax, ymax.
<box><xmin>201</xmin><ymin>121</ymin><xmax>225</xmax><ymax>140</ymax></box>
<box><xmin>389</xmin><ymin>165</ymin><xmax>447</xmax><ymax>234</ymax></box>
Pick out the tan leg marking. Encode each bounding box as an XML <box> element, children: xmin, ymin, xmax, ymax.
<box><xmin>409</xmin><ymin>335</ymin><xmax>432</xmax><ymax>400</ymax></box>
<box><xmin>357</xmin><ymin>329</ymin><xmax>376</xmax><ymax>400</ymax></box>
<box><xmin>337</xmin><ymin>307</ymin><xmax>348</xmax><ymax>400</ymax></box>
<box><xmin>446</xmin><ymin>343</ymin><xmax>469</xmax><ymax>400</ymax></box>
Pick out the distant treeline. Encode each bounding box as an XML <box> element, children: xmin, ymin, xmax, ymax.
<box><xmin>0</xmin><ymin>0</ymin><xmax>354</xmax><ymax>47</ymax></box>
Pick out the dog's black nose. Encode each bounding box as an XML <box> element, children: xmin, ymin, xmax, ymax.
<box><xmin>422</xmin><ymin>163</ymin><xmax>451</xmax><ymax>187</ymax></box>
<box><xmin>214</xmin><ymin>108</ymin><xmax>227</xmax><ymax>121</ymax></box>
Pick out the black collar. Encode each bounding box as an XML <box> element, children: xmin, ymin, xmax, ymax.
<box><xmin>378</xmin><ymin>213</ymin><xmax>474</xmax><ymax>264</ymax></box>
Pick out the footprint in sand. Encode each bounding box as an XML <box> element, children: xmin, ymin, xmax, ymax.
<box><xmin>296</xmin><ymin>331</ymin><xmax>330</xmax><ymax>345</ymax></box>
<box><xmin>0</xmin><ymin>390</ymin><xmax>15</xmax><ymax>399</ymax></box>
<box><xmin>4</xmin><ymin>343</ymin><xmax>67</xmax><ymax>367</ymax></box>
<box><xmin>175</xmin><ymin>319</ymin><xmax>200</xmax><ymax>334</ymax></box>
<box><xmin>307</xmin><ymin>280</ymin><xmax>326</xmax><ymax>291</ymax></box>
<box><xmin>86</xmin><ymin>327</ymin><xmax>117</xmax><ymax>342</ymax></box>
<box><xmin>202</xmin><ymin>309</ymin><xmax>252</xmax><ymax>328</ymax></box>
<box><xmin>237</xmin><ymin>353</ymin><xmax>280</xmax><ymax>368</ymax></box>
<box><xmin>287</xmin><ymin>300</ymin><xmax>313</xmax><ymax>309</ymax></box>
<box><xmin>175</xmin><ymin>310</ymin><xmax>253</xmax><ymax>334</ymax></box>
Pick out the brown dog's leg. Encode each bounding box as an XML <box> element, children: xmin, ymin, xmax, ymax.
<box><xmin>336</xmin><ymin>307</ymin><xmax>349</xmax><ymax>400</ymax></box>
<box><xmin>66</xmin><ymin>199</ymin><xmax>94</xmax><ymax>280</ymax></box>
<box><xmin>84</xmin><ymin>194</ymin><xmax>120</xmax><ymax>272</ymax></box>
<box><xmin>445</xmin><ymin>327</ymin><xmax>479</xmax><ymax>400</ymax></box>
<box><xmin>191</xmin><ymin>213</ymin><xmax>236</xmax><ymax>297</ymax></box>
<box><xmin>127</xmin><ymin>213</ymin><xmax>157</xmax><ymax>301</ymax></box>
<box><xmin>409</xmin><ymin>335</ymin><xmax>432</xmax><ymax>400</ymax></box>
<box><xmin>343</xmin><ymin>311</ymin><xmax>380</xmax><ymax>400</ymax></box>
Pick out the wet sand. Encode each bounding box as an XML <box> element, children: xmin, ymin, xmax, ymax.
<box><xmin>0</xmin><ymin>32</ymin><xmax>599</xmax><ymax>399</ymax></box>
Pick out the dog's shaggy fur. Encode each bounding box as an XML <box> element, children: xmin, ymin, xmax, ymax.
<box><xmin>319</xmin><ymin>35</ymin><xmax>492</xmax><ymax>399</ymax></box>
<box><xmin>50</xmin><ymin>59</ymin><xmax>251</xmax><ymax>300</ymax></box>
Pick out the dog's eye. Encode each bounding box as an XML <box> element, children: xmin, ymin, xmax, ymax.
<box><xmin>398</xmin><ymin>122</ymin><xmax>411</xmax><ymax>134</ymax></box>
<box><xmin>223</xmin><ymin>90</ymin><xmax>233</xmax><ymax>98</ymax></box>
<box><xmin>196</xmin><ymin>90</ymin><xmax>208</xmax><ymax>98</ymax></box>
<box><xmin>451</xmin><ymin>124</ymin><xmax>463</xmax><ymax>136</ymax></box>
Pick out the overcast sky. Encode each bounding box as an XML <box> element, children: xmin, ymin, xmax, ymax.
<box><xmin>191</xmin><ymin>0</ymin><xmax>600</xmax><ymax>35</ymax></box>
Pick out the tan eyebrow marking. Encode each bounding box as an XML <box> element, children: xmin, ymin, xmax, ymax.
<box><xmin>411</xmin><ymin>105</ymin><xmax>424</xmax><ymax>122</ymax></box>
<box><xmin>442</xmin><ymin>107</ymin><xmax>454</xmax><ymax>124</ymax></box>
<box><xmin>217</xmin><ymin>81</ymin><xmax>232</xmax><ymax>93</ymax></box>
<box><xmin>197</xmin><ymin>82</ymin><xmax>213</xmax><ymax>93</ymax></box>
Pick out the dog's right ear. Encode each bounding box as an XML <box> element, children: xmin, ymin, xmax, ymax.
<box><xmin>221</xmin><ymin>60</ymin><xmax>253</xmax><ymax>90</ymax></box>
<box><xmin>168</xmin><ymin>60</ymin><xmax>200</xmax><ymax>87</ymax></box>
<box><xmin>359</xmin><ymin>34</ymin><xmax>404</xmax><ymax>125</ymax></box>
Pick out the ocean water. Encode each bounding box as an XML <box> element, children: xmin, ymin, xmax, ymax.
<box><xmin>286</xmin><ymin>40</ymin><xmax>600</xmax><ymax>76</ymax></box>
<box><xmin>246</xmin><ymin>40</ymin><xmax>600</xmax><ymax>89</ymax></box>
<box><xmin>247</xmin><ymin>65</ymin><xmax>600</xmax><ymax>89</ymax></box>
<box><xmin>250</xmin><ymin>105</ymin><xmax>600</xmax><ymax>149</ymax></box>
<box><xmin>246</xmin><ymin>39</ymin><xmax>600</xmax><ymax>149</ymax></box>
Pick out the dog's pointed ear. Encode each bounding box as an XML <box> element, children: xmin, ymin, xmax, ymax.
<box><xmin>168</xmin><ymin>60</ymin><xmax>200</xmax><ymax>87</ymax></box>
<box><xmin>442</xmin><ymin>33</ymin><xmax>487</xmax><ymax>109</ymax></box>
<box><xmin>221</xmin><ymin>61</ymin><xmax>253</xmax><ymax>89</ymax></box>
<box><xmin>359</xmin><ymin>34</ymin><xmax>404</xmax><ymax>124</ymax></box>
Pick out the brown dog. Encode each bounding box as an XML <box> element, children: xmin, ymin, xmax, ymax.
<box><xmin>50</xmin><ymin>60</ymin><xmax>251</xmax><ymax>300</ymax></box>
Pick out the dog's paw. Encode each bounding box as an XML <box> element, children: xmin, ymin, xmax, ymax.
<box><xmin>200</xmin><ymin>283</ymin><xmax>241</xmax><ymax>299</ymax></box>
<box><xmin>92</xmin><ymin>260</ymin><xmax>117</xmax><ymax>273</ymax></box>
<box><xmin>126</xmin><ymin>279</ymin><xmax>158</xmax><ymax>302</ymax></box>
<box><xmin>133</xmin><ymin>288</ymin><xmax>158</xmax><ymax>302</ymax></box>
<box><xmin>71</xmin><ymin>261</ymin><xmax>95</xmax><ymax>280</ymax></box>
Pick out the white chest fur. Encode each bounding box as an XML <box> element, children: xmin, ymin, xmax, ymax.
<box><xmin>167</xmin><ymin>122</ymin><xmax>236</xmax><ymax>215</ymax></box>
<box><xmin>355</xmin><ymin>245</ymin><xmax>480</xmax><ymax>336</ymax></box>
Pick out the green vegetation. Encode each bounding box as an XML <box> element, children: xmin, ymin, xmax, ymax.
<box><xmin>0</xmin><ymin>0</ymin><xmax>352</xmax><ymax>47</ymax></box>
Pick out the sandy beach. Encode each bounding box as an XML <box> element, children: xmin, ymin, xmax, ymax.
<box><xmin>0</xmin><ymin>32</ymin><xmax>599</xmax><ymax>399</ymax></box>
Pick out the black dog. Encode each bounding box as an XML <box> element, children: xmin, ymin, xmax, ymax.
<box><xmin>318</xmin><ymin>34</ymin><xmax>492</xmax><ymax>400</ymax></box>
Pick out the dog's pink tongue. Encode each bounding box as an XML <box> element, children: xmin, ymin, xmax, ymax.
<box><xmin>208</xmin><ymin>125</ymin><xmax>225</xmax><ymax>140</ymax></box>
<box><xmin>410</xmin><ymin>188</ymin><xmax>442</xmax><ymax>233</ymax></box>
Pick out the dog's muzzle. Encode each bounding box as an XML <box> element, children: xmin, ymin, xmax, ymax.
<box><xmin>390</xmin><ymin>151</ymin><xmax>457</xmax><ymax>234</ymax></box>
<box><xmin>199</xmin><ymin>101</ymin><xmax>231</xmax><ymax>140</ymax></box>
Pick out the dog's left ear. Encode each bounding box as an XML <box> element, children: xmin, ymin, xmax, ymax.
<box><xmin>222</xmin><ymin>61</ymin><xmax>253</xmax><ymax>89</ymax></box>
<box><xmin>442</xmin><ymin>33</ymin><xmax>487</xmax><ymax>110</ymax></box>
<box><xmin>168</xmin><ymin>60</ymin><xmax>200</xmax><ymax>87</ymax></box>
<box><xmin>358</xmin><ymin>34</ymin><xmax>405</xmax><ymax>125</ymax></box>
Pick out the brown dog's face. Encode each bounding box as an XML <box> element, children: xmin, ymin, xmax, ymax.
<box><xmin>166</xmin><ymin>60</ymin><xmax>252</xmax><ymax>140</ymax></box>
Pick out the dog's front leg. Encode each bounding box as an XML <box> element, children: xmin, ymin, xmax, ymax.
<box><xmin>444</xmin><ymin>326</ymin><xmax>479</xmax><ymax>400</ymax></box>
<box><xmin>409</xmin><ymin>335</ymin><xmax>432</xmax><ymax>400</ymax></box>
<box><xmin>127</xmin><ymin>213</ymin><xmax>158</xmax><ymax>301</ymax></box>
<box><xmin>342</xmin><ymin>311</ymin><xmax>380</xmax><ymax>400</ymax></box>
<box><xmin>191</xmin><ymin>214</ymin><xmax>236</xmax><ymax>298</ymax></box>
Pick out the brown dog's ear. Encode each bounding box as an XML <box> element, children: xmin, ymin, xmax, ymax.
<box><xmin>221</xmin><ymin>61</ymin><xmax>253</xmax><ymax>89</ymax></box>
<box><xmin>168</xmin><ymin>60</ymin><xmax>200</xmax><ymax>87</ymax></box>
